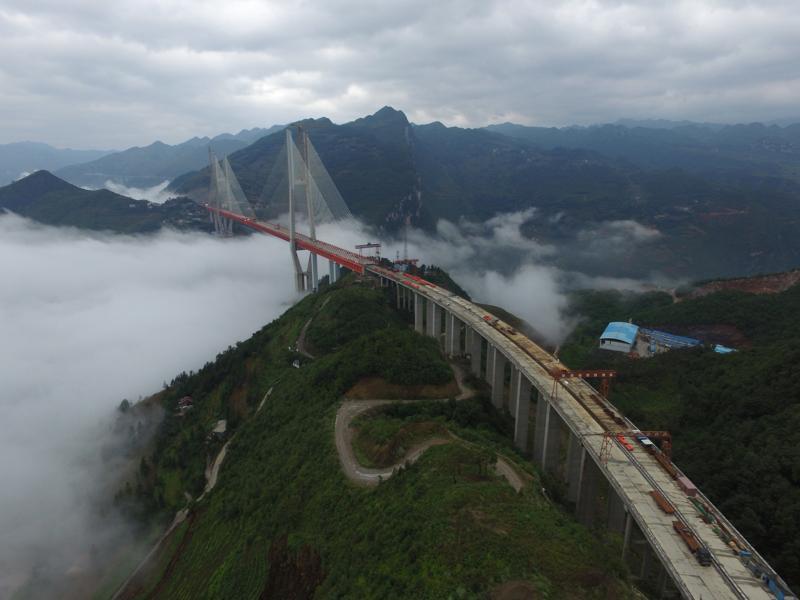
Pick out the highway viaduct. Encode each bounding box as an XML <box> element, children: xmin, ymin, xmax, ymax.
<box><xmin>368</xmin><ymin>265</ymin><xmax>790</xmax><ymax>600</ymax></box>
<box><xmin>204</xmin><ymin>203</ymin><xmax>792</xmax><ymax>600</ymax></box>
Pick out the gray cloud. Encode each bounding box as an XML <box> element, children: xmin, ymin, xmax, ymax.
<box><xmin>1</xmin><ymin>1</ymin><xmax>799</xmax><ymax>148</ymax></box>
<box><xmin>93</xmin><ymin>179</ymin><xmax>174</xmax><ymax>203</ymax></box>
<box><xmin>0</xmin><ymin>214</ymin><xmax>299</xmax><ymax>593</ymax></box>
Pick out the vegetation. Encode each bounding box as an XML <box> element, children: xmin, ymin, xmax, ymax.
<box><xmin>120</xmin><ymin>280</ymin><xmax>636</xmax><ymax>598</ymax></box>
<box><xmin>0</xmin><ymin>170</ymin><xmax>209</xmax><ymax>233</ymax></box>
<box><xmin>560</xmin><ymin>284</ymin><xmax>800</xmax><ymax>586</ymax></box>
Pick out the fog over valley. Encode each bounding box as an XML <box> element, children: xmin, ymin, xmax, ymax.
<box><xmin>0</xmin><ymin>214</ymin><xmax>299</xmax><ymax>591</ymax></box>
<box><xmin>0</xmin><ymin>205</ymin><xmax>667</xmax><ymax>591</ymax></box>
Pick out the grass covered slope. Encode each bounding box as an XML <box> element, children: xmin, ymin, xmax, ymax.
<box><xmin>124</xmin><ymin>280</ymin><xmax>635</xmax><ymax>599</ymax></box>
<box><xmin>560</xmin><ymin>285</ymin><xmax>800</xmax><ymax>587</ymax></box>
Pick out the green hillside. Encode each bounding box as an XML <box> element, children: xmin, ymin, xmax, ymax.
<box><xmin>110</xmin><ymin>280</ymin><xmax>635</xmax><ymax>599</ymax></box>
<box><xmin>0</xmin><ymin>170</ymin><xmax>210</xmax><ymax>233</ymax></box>
<box><xmin>559</xmin><ymin>284</ymin><xmax>800</xmax><ymax>587</ymax></box>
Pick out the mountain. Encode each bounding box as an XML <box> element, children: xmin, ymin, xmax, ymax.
<box><xmin>560</xmin><ymin>274</ymin><xmax>800</xmax><ymax>588</ymax></box>
<box><xmin>170</xmin><ymin>107</ymin><xmax>800</xmax><ymax>281</ymax></box>
<box><xmin>485</xmin><ymin>121</ymin><xmax>800</xmax><ymax>178</ymax></box>
<box><xmin>0</xmin><ymin>141</ymin><xmax>111</xmax><ymax>186</ymax></box>
<box><xmin>613</xmin><ymin>118</ymin><xmax>724</xmax><ymax>130</ymax></box>
<box><xmin>171</xmin><ymin>107</ymin><xmax>420</xmax><ymax>227</ymax></box>
<box><xmin>56</xmin><ymin>125</ymin><xmax>284</xmax><ymax>188</ymax></box>
<box><xmin>0</xmin><ymin>170</ymin><xmax>209</xmax><ymax>233</ymax></box>
<box><xmin>82</xmin><ymin>280</ymin><xmax>636</xmax><ymax>600</ymax></box>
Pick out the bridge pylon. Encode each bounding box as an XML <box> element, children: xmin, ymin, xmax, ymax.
<box><xmin>208</xmin><ymin>148</ymin><xmax>233</xmax><ymax>237</ymax></box>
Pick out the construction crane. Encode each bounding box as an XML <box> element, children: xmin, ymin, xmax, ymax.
<box><xmin>551</xmin><ymin>369</ymin><xmax>617</xmax><ymax>398</ymax></box>
<box><xmin>582</xmin><ymin>429</ymin><xmax>673</xmax><ymax>465</ymax></box>
<box><xmin>355</xmin><ymin>242</ymin><xmax>381</xmax><ymax>260</ymax></box>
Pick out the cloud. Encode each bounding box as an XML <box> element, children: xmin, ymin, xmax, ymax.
<box><xmin>0</xmin><ymin>214</ymin><xmax>299</xmax><ymax>593</ymax></box>
<box><xmin>99</xmin><ymin>179</ymin><xmax>174</xmax><ymax>203</ymax></box>
<box><xmin>317</xmin><ymin>209</ymin><xmax>572</xmax><ymax>343</ymax></box>
<box><xmin>1</xmin><ymin>1</ymin><xmax>799</xmax><ymax>147</ymax></box>
<box><xmin>575</xmin><ymin>219</ymin><xmax>662</xmax><ymax>256</ymax></box>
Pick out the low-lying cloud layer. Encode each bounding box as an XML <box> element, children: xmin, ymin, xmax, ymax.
<box><xmin>1</xmin><ymin>1</ymin><xmax>799</xmax><ymax>147</ymax></box>
<box><xmin>0</xmin><ymin>214</ymin><xmax>299</xmax><ymax>592</ymax></box>
<box><xmin>100</xmin><ymin>179</ymin><xmax>174</xmax><ymax>204</ymax></box>
<box><xmin>0</xmin><ymin>206</ymin><xmax>673</xmax><ymax>594</ymax></box>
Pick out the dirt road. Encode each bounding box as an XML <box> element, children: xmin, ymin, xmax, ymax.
<box><xmin>334</xmin><ymin>362</ymin><xmax>526</xmax><ymax>491</ymax></box>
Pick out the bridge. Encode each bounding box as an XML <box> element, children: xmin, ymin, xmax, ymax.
<box><xmin>201</xmin><ymin>127</ymin><xmax>794</xmax><ymax>600</ymax></box>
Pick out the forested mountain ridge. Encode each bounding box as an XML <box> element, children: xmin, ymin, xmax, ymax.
<box><xmin>0</xmin><ymin>141</ymin><xmax>111</xmax><ymax>186</ymax></box>
<box><xmin>487</xmin><ymin>121</ymin><xmax>800</xmax><ymax>180</ymax></box>
<box><xmin>55</xmin><ymin>125</ymin><xmax>283</xmax><ymax>188</ymax></box>
<box><xmin>560</xmin><ymin>277</ymin><xmax>800</xmax><ymax>587</ymax></box>
<box><xmin>170</xmin><ymin>107</ymin><xmax>800</xmax><ymax>280</ymax></box>
<box><xmin>0</xmin><ymin>170</ymin><xmax>209</xmax><ymax>233</ymax></box>
<box><xmin>91</xmin><ymin>280</ymin><xmax>636</xmax><ymax>599</ymax></box>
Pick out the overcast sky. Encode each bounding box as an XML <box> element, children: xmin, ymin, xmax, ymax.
<box><xmin>2</xmin><ymin>0</ymin><xmax>799</xmax><ymax>148</ymax></box>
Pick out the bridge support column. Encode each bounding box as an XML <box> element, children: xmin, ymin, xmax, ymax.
<box><xmin>533</xmin><ymin>394</ymin><xmax>548</xmax><ymax>466</ymax></box>
<box><xmin>310</xmin><ymin>254</ymin><xmax>319</xmax><ymax>292</ymax></box>
<box><xmin>576</xmin><ymin>455</ymin><xmax>601</xmax><ymax>527</ymax></box>
<box><xmin>565</xmin><ymin>433</ymin><xmax>583</xmax><ymax>503</ymax></box>
<box><xmin>514</xmin><ymin>372</ymin><xmax>531</xmax><ymax>451</ymax></box>
<box><xmin>414</xmin><ymin>293</ymin><xmax>424</xmax><ymax>333</ymax></box>
<box><xmin>396</xmin><ymin>282</ymin><xmax>402</xmax><ymax>308</ymax></box>
<box><xmin>621</xmin><ymin>512</ymin><xmax>633</xmax><ymax>560</ymax></box>
<box><xmin>426</xmin><ymin>300</ymin><xmax>435</xmax><ymax>337</ymax></box>
<box><xmin>469</xmin><ymin>329</ymin><xmax>482</xmax><ymax>377</ymax></box>
<box><xmin>509</xmin><ymin>365</ymin><xmax>519</xmax><ymax>415</ymax></box>
<box><xmin>433</xmin><ymin>305</ymin><xmax>443</xmax><ymax>345</ymax></box>
<box><xmin>490</xmin><ymin>347</ymin><xmax>506</xmax><ymax>409</ymax></box>
<box><xmin>607</xmin><ymin>489</ymin><xmax>627</xmax><ymax>535</ymax></box>
<box><xmin>445</xmin><ymin>313</ymin><xmax>458</xmax><ymax>356</ymax></box>
<box><xmin>542</xmin><ymin>403</ymin><xmax>563</xmax><ymax>474</ymax></box>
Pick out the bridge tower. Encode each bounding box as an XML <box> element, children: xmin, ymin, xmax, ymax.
<box><xmin>299</xmin><ymin>127</ymin><xmax>319</xmax><ymax>292</ymax></box>
<box><xmin>208</xmin><ymin>148</ymin><xmax>233</xmax><ymax>237</ymax></box>
<box><xmin>286</xmin><ymin>129</ymin><xmax>307</xmax><ymax>292</ymax></box>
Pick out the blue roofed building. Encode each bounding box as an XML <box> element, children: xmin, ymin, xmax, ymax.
<box><xmin>599</xmin><ymin>321</ymin><xmax>639</xmax><ymax>353</ymax></box>
<box><xmin>640</xmin><ymin>328</ymin><xmax>702</xmax><ymax>350</ymax></box>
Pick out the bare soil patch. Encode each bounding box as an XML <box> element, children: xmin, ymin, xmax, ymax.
<box><xmin>345</xmin><ymin>376</ymin><xmax>460</xmax><ymax>400</ymax></box>
<box><xmin>490</xmin><ymin>580</ymin><xmax>540</xmax><ymax>600</ymax></box>
<box><xmin>690</xmin><ymin>269</ymin><xmax>800</xmax><ymax>298</ymax></box>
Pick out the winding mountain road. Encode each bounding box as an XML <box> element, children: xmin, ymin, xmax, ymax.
<box><xmin>334</xmin><ymin>362</ymin><xmax>526</xmax><ymax>491</ymax></box>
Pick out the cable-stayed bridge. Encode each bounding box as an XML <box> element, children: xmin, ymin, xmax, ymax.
<box><xmin>202</xmin><ymin>126</ymin><xmax>794</xmax><ymax>600</ymax></box>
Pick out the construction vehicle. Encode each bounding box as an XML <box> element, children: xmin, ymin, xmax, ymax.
<box><xmin>673</xmin><ymin>521</ymin><xmax>712</xmax><ymax>566</ymax></box>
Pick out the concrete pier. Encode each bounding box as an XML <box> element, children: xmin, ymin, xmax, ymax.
<box><xmin>514</xmin><ymin>372</ymin><xmax>531</xmax><ymax>451</ymax></box>
<box><xmin>565</xmin><ymin>433</ymin><xmax>584</xmax><ymax>503</ymax></box>
<box><xmin>491</xmin><ymin>346</ymin><xmax>506</xmax><ymax>409</ymax></box>
<box><xmin>414</xmin><ymin>292</ymin><xmax>424</xmax><ymax>333</ymax></box>
<box><xmin>542</xmin><ymin>403</ymin><xmax>562</xmax><ymax>474</ymax></box>
<box><xmin>577</xmin><ymin>454</ymin><xmax>601</xmax><ymax>527</ymax></box>
<box><xmin>469</xmin><ymin>328</ymin><xmax>482</xmax><ymax>377</ymax></box>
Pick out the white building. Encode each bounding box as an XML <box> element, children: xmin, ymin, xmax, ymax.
<box><xmin>599</xmin><ymin>322</ymin><xmax>639</xmax><ymax>353</ymax></box>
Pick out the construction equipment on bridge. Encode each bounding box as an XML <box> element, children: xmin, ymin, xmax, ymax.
<box><xmin>551</xmin><ymin>368</ymin><xmax>616</xmax><ymax>398</ymax></box>
<box><xmin>673</xmin><ymin>521</ymin><xmax>712</xmax><ymax>566</ymax></box>
<box><xmin>355</xmin><ymin>242</ymin><xmax>381</xmax><ymax>260</ymax></box>
<box><xmin>650</xmin><ymin>490</ymin><xmax>676</xmax><ymax>514</ymax></box>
